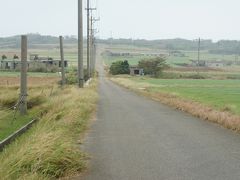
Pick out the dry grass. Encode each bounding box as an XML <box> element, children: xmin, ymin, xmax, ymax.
<box><xmin>0</xmin><ymin>77</ymin><xmax>60</xmax><ymax>87</ymax></box>
<box><xmin>111</xmin><ymin>77</ymin><xmax>240</xmax><ymax>132</ymax></box>
<box><xmin>0</xmin><ymin>78</ymin><xmax>98</xmax><ymax>179</ymax></box>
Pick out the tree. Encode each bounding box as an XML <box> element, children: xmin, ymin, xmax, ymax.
<box><xmin>138</xmin><ymin>57</ymin><xmax>167</xmax><ymax>77</ymax></box>
<box><xmin>2</xmin><ymin>55</ymin><xmax>7</xmax><ymax>60</ymax></box>
<box><xmin>13</xmin><ymin>54</ymin><xmax>19</xmax><ymax>59</ymax></box>
<box><xmin>110</xmin><ymin>60</ymin><xmax>130</xmax><ymax>75</ymax></box>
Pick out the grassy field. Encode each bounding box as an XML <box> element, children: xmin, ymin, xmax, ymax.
<box><xmin>0</xmin><ymin>76</ymin><xmax>60</xmax><ymax>141</ymax></box>
<box><xmin>112</xmin><ymin>76</ymin><xmax>240</xmax><ymax>114</ymax></box>
<box><xmin>0</xmin><ymin>74</ymin><xmax>98</xmax><ymax>179</ymax></box>
<box><xmin>136</xmin><ymin>78</ymin><xmax>240</xmax><ymax>114</ymax></box>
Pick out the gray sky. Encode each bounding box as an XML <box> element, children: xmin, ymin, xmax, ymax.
<box><xmin>0</xmin><ymin>0</ymin><xmax>240</xmax><ymax>40</ymax></box>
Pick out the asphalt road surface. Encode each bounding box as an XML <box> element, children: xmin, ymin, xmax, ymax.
<box><xmin>82</xmin><ymin>61</ymin><xmax>240</xmax><ymax>180</ymax></box>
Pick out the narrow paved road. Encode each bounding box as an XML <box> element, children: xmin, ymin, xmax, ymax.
<box><xmin>83</xmin><ymin>58</ymin><xmax>240</xmax><ymax>180</ymax></box>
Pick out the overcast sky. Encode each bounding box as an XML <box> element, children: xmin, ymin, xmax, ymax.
<box><xmin>0</xmin><ymin>0</ymin><xmax>240</xmax><ymax>40</ymax></box>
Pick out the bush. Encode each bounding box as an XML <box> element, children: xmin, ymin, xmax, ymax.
<box><xmin>138</xmin><ymin>57</ymin><xmax>167</xmax><ymax>77</ymax></box>
<box><xmin>110</xmin><ymin>60</ymin><xmax>130</xmax><ymax>75</ymax></box>
<box><xmin>28</xmin><ymin>67</ymin><xmax>47</xmax><ymax>73</ymax></box>
<box><xmin>2</xmin><ymin>55</ymin><xmax>7</xmax><ymax>60</ymax></box>
<box><xmin>13</xmin><ymin>54</ymin><xmax>19</xmax><ymax>60</ymax></box>
<box><xmin>186</xmin><ymin>74</ymin><xmax>206</xmax><ymax>79</ymax></box>
<box><xmin>65</xmin><ymin>68</ymin><xmax>88</xmax><ymax>85</ymax></box>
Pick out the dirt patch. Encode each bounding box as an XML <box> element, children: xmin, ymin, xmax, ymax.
<box><xmin>0</xmin><ymin>77</ymin><xmax>60</xmax><ymax>86</ymax></box>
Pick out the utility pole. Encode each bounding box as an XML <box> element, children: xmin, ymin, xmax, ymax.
<box><xmin>86</xmin><ymin>1</ymin><xmax>96</xmax><ymax>78</ymax></box>
<box><xmin>78</xmin><ymin>0</ymin><xmax>84</xmax><ymax>88</ymax></box>
<box><xmin>59</xmin><ymin>36</ymin><xmax>66</xmax><ymax>86</ymax></box>
<box><xmin>198</xmin><ymin>37</ymin><xmax>200</xmax><ymax>66</ymax></box>
<box><xmin>90</xmin><ymin>16</ymin><xmax>99</xmax><ymax>77</ymax></box>
<box><xmin>93</xmin><ymin>43</ymin><xmax>97</xmax><ymax>73</ymax></box>
<box><xmin>20</xmin><ymin>35</ymin><xmax>27</xmax><ymax>115</ymax></box>
<box><xmin>87</xmin><ymin>0</ymin><xmax>90</xmax><ymax>79</ymax></box>
<box><xmin>90</xmin><ymin>16</ymin><xmax>94</xmax><ymax>77</ymax></box>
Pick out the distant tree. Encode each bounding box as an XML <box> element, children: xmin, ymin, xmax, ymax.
<box><xmin>138</xmin><ymin>57</ymin><xmax>167</xmax><ymax>77</ymax></box>
<box><xmin>13</xmin><ymin>54</ymin><xmax>19</xmax><ymax>59</ymax></box>
<box><xmin>1</xmin><ymin>55</ymin><xmax>7</xmax><ymax>60</ymax></box>
<box><xmin>110</xmin><ymin>60</ymin><xmax>130</xmax><ymax>75</ymax></box>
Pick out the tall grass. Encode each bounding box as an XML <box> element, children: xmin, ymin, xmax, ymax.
<box><xmin>0</xmin><ymin>80</ymin><xmax>98</xmax><ymax>179</ymax></box>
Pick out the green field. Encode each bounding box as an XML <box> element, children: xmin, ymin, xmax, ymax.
<box><xmin>0</xmin><ymin>109</ymin><xmax>39</xmax><ymax>141</ymax></box>
<box><xmin>117</xmin><ymin>77</ymin><xmax>240</xmax><ymax>115</ymax></box>
<box><xmin>0</xmin><ymin>71</ymin><xmax>60</xmax><ymax>77</ymax></box>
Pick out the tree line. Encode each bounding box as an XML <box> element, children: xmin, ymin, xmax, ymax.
<box><xmin>1</xmin><ymin>34</ymin><xmax>240</xmax><ymax>55</ymax></box>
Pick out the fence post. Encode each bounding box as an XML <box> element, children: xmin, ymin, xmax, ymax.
<box><xmin>59</xmin><ymin>36</ymin><xmax>66</xmax><ymax>86</ymax></box>
<box><xmin>20</xmin><ymin>35</ymin><xmax>27</xmax><ymax>115</ymax></box>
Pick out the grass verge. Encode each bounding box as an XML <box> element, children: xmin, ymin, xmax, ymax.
<box><xmin>0</xmin><ymin>79</ymin><xmax>98</xmax><ymax>179</ymax></box>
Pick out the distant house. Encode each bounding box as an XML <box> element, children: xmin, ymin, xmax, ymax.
<box><xmin>190</xmin><ymin>60</ymin><xmax>207</xmax><ymax>67</ymax></box>
<box><xmin>130</xmin><ymin>66</ymin><xmax>144</xmax><ymax>76</ymax></box>
<box><xmin>105</xmin><ymin>50</ymin><xmax>167</xmax><ymax>58</ymax></box>
<box><xmin>190</xmin><ymin>59</ymin><xmax>234</xmax><ymax>68</ymax></box>
<box><xmin>170</xmin><ymin>51</ymin><xmax>186</xmax><ymax>57</ymax></box>
<box><xmin>0</xmin><ymin>54</ymin><xmax>68</xmax><ymax>72</ymax></box>
<box><xmin>0</xmin><ymin>60</ymin><xmax>19</xmax><ymax>70</ymax></box>
<box><xmin>108</xmin><ymin>52</ymin><xmax>131</xmax><ymax>57</ymax></box>
<box><xmin>206</xmin><ymin>61</ymin><xmax>225</xmax><ymax>68</ymax></box>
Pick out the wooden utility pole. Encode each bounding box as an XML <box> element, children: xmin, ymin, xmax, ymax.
<box><xmin>78</xmin><ymin>0</ymin><xmax>84</xmax><ymax>88</ymax></box>
<box><xmin>20</xmin><ymin>35</ymin><xmax>27</xmax><ymax>115</ymax></box>
<box><xmin>59</xmin><ymin>36</ymin><xmax>66</xmax><ymax>86</ymax></box>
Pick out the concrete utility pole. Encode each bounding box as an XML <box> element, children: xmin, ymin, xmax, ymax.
<box><xmin>59</xmin><ymin>36</ymin><xmax>66</xmax><ymax>86</ymax></box>
<box><xmin>198</xmin><ymin>38</ymin><xmax>200</xmax><ymax>66</ymax></box>
<box><xmin>93</xmin><ymin>43</ymin><xmax>97</xmax><ymax>73</ymax></box>
<box><xmin>20</xmin><ymin>35</ymin><xmax>27</xmax><ymax>115</ymax></box>
<box><xmin>87</xmin><ymin>0</ymin><xmax>90</xmax><ymax>79</ymax></box>
<box><xmin>90</xmin><ymin>16</ymin><xmax>99</xmax><ymax>77</ymax></box>
<box><xmin>90</xmin><ymin>16</ymin><xmax>94</xmax><ymax>77</ymax></box>
<box><xmin>78</xmin><ymin>0</ymin><xmax>84</xmax><ymax>88</ymax></box>
<box><xmin>86</xmin><ymin>0</ymin><xmax>96</xmax><ymax>78</ymax></box>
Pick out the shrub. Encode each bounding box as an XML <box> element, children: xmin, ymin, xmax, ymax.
<box><xmin>2</xmin><ymin>55</ymin><xmax>7</xmax><ymax>60</ymax></box>
<box><xmin>138</xmin><ymin>57</ymin><xmax>167</xmax><ymax>77</ymax></box>
<box><xmin>13</xmin><ymin>54</ymin><xmax>19</xmax><ymax>60</ymax></box>
<box><xmin>110</xmin><ymin>60</ymin><xmax>130</xmax><ymax>75</ymax></box>
<box><xmin>65</xmin><ymin>68</ymin><xmax>88</xmax><ymax>85</ymax></box>
<box><xmin>186</xmin><ymin>74</ymin><xmax>206</xmax><ymax>79</ymax></box>
<box><xmin>28</xmin><ymin>67</ymin><xmax>47</xmax><ymax>73</ymax></box>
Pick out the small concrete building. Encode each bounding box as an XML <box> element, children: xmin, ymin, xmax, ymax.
<box><xmin>205</xmin><ymin>61</ymin><xmax>225</xmax><ymax>68</ymax></box>
<box><xmin>0</xmin><ymin>60</ymin><xmax>19</xmax><ymax>70</ymax></box>
<box><xmin>190</xmin><ymin>60</ymin><xmax>230</xmax><ymax>68</ymax></box>
<box><xmin>0</xmin><ymin>59</ymin><xmax>68</xmax><ymax>72</ymax></box>
<box><xmin>130</xmin><ymin>66</ymin><xmax>144</xmax><ymax>76</ymax></box>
